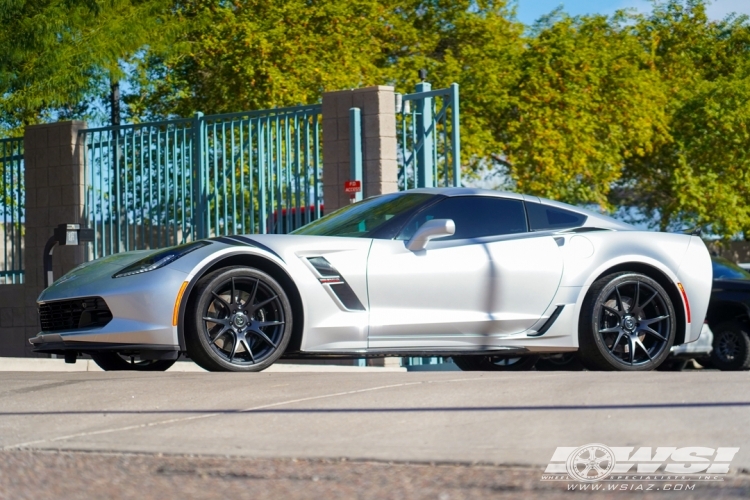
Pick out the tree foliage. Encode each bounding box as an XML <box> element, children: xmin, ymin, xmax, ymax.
<box><xmin>2</xmin><ymin>0</ymin><xmax>750</xmax><ymax>237</ymax></box>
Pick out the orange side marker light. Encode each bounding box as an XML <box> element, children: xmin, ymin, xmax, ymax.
<box><xmin>677</xmin><ymin>283</ymin><xmax>691</xmax><ymax>323</ymax></box>
<box><xmin>173</xmin><ymin>281</ymin><xmax>189</xmax><ymax>326</ymax></box>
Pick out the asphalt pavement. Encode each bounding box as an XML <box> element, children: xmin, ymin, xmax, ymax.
<box><xmin>0</xmin><ymin>369</ymin><xmax>749</xmax><ymax>498</ymax></box>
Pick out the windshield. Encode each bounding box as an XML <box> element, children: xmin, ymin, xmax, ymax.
<box><xmin>712</xmin><ymin>257</ymin><xmax>750</xmax><ymax>280</ymax></box>
<box><xmin>292</xmin><ymin>193</ymin><xmax>434</xmax><ymax>237</ymax></box>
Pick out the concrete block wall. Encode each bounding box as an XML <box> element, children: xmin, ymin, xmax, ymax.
<box><xmin>0</xmin><ymin>121</ymin><xmax>87</xmax><ymax>357</ymax></box>
<box><xmin>322</xmin><ymin>86</ymin><xmax>399</xmax><ymax>212</ymax></box>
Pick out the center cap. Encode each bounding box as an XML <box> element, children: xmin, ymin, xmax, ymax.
<box><xmin>233</xmin><ymin>313</ymin><xmax>247</xmax><ymax>328</ymax></box>
<box><xmin>623</xmin><ymin>316</ymin><xmax>636</xmax><ymax>331</ymax></box>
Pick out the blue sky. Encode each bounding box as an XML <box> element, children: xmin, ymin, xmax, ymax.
<box><xmin>514</xmin><ymin>0</ymin><xmax>750</xmax><ymax>25</ymax></box>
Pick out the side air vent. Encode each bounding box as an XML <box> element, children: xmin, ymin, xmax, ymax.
<box><xmin>306</xmin><ymin>257</ymin><xmax>366</xmax><ymax>311</ymax></box>
<box><xmin>528</xmin><ymin>305</ymin><xmax>564</xmax><ymax>337</ymax></box>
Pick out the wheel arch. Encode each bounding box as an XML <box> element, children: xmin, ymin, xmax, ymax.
<box><xmin>587</xmin><ymin>262</ymin><xmax>688</xmax><ymax>345</ymax></box>
<box><xmin>177</xmin><ymin>251</ymin><xmax>305</xmax><ymax>354</ymax></box>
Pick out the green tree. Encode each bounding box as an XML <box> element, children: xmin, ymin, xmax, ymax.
<box><xmin>0</xmin><ymin>0</ymin><xmax>170</xmax><ymax>135</ymax></box>
<box><xmin>495</xmin><ymin>13</ymin><xmax>669</xmax><ymax>208</ymax></box>
<box><xmin>616</xmin><ymin>0</ymin><xmax>750</xmax><ymax>236</ymax></box>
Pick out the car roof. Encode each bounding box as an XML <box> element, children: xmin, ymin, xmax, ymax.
<box><xmin>402</xmin><ymin>187</ymin><xmax>634</xmax><ymax>231</ymax></box>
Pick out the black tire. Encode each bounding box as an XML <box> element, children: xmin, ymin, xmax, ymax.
<box><xmin>535</xmin><ymin>353</ymin><xmax>584</xmax><ymax>371</ymax></box>
<box><xmin>579</xmin><ymin>272</ymin><xmax>676</xmax><ymax>371</ymax></box>
<box><xmin>185</xmin><ymin>266</ymin><xmax>292</xmax><ymax>372</ymax></box>
<box><xmin>90</xmin><ymin>352</ymin><xmax>177</xmax><ymax>371</ymax></box>
<box><xmin>656</xmin><ymin>359</ymin><xmax>689</xmax><ymax>371</ymax></box>
<box><xmin>452</xmin><ymin>355</ymin><xmax>539</xmax><ymax>371</ymax></box>
<box><xmin>709</xmin><ymin>321</ymin><xmax>750</xmax><ymax>371</ymax></box>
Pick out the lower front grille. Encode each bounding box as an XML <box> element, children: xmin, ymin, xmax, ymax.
<box><xmin>39</xmin><ymin>297</ymin><xmax>113</xmax><ymax>332</ymax></box>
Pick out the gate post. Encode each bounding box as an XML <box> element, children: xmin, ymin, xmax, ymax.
<box><xmin>415</xmin><ymin>81</ymin><xmax>433</xmax><ymax>188</ymax></box>
<box><xmin>192</xmin><ymin>112</ymin><xmax>206</xmax><ymax>239</ymax></box>
<box><xmin>20</xmin><ymin>121</ymin><xmax>87</xmax><ymax>355</ymax></box>
<box><xmin>322</xmin><ymin>86</ymin><xmax>398</xmax><ymax>212</ymax></box>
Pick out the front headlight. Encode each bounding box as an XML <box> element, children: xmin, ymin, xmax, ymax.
<box><xmin>113</xmin><ymin>241</ymin><xmax>210</xmax><ymax>278</ymax></box>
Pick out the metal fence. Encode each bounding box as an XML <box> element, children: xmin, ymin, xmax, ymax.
<box><xmin>0</xmin><ymin>137</ymin><xmax>24</xmax><ymax>284</ymax></box>
<box><xmin>397</xmin><ymin>82</ymin><xmax>461</xmax><ymax>190</ymax></box>
<box><xmin>80</xmin><ymin>105</ymin><xmax>322</xmax><ymax>260</ymax></box>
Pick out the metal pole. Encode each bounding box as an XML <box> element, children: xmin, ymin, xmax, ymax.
<box><xmin>192</xmin><ymin>112</ymin><xmax>205</xmax><ymax>239</ymax></box>
<box><xmin>349</xmin><ymin>107</ymin><xmax>363</xmax><ymax>202</ymax></box>
<box><xmin>450</xmin><ymin>83</ymin><xmax>461</xmax><ymax>187</ymax></box>
<box><xmin>416</xmin><ymin>81</ymin><xmax>433</xmax><ymax>188</ymax></box>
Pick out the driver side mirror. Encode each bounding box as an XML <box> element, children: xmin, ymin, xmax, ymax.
<box><xmin>406</xmin><ymin>219</ymin><xmax>455</xmax><ymax>251</ymax></box>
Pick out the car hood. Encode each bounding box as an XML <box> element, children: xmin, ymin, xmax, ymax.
<box><xmin>38</xmin><ymin>250</ymin><xmax>156</xmax><ymax>301</ymax></box>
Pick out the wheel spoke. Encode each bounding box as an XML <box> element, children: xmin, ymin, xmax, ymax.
<box><xmin>251</xmin><ymin>294</ymin><xmax>278</xmax><ymax>313</ymax></box>
<box><xmin>248</xmin><ymin>328</ymin><xmax>277</xmax><ymax>348</ymax></box>
<box><xmin>640</xmin><ymin>290</ymin><xmax>659</xmax><ymax>310</ymax></box>
<box><xmin>599</xmin><ymin>326</ymin><xmax>620</xmax><ymax>334</ymax></box>
<box><xmin>603</xmin><ymin>305</ymin><xmax>621</xmax><ymax>318</ymax></box>
<box><xmin>211</xmin><ymin>291</ymin><xmax>231</xmax><ymax>311</ymax></box>
<box><xmin>240</xmin><ymin>338</ymin><xmax>255</xmax><ymax>363</ymax></box>
<box><xmin>231</xmin><ymin>277</ymin><xmax>237</xmax><ymax>305</ymax></box>
<box><xmin>640</xmin><ymin>325</ymin><xmax>668</xmax><ymax>342</ymax></box>
<box><xmin>203</xmin><ymin>316</ymin><xmax>230</xmax><ymax>326</ymax></box>
<box><xmin>641</xmin><ymin>315</ymin><xmax>669</xmax><ymax>326</ymax></box>
<box><xmin>615</xmin><ymin>285</ymin><xmax>626</xmax><ymax>313</ymax></box>
<box><xmin>633</xmin><ymin>281</ymin><xmax>640</xmax><ymax>311</ymax></box>
<box><xmin>609</xmin><ymin>330</ymin><xmax>626</xmax><ymax>353</ymax></box>
<box><xmin>210</xmin><ymin>325</ymin><xmax>232</xmax><ymax>342</ymax></box>
<box><xmin>248</xmin><ymin>279</ymin><xmax>259</xmax><ymax>310</ymax></box>
<box><xmin>635</xmin><ymin>339</ymin><xmax>653</xmax><ymax>361</ymax></box>
<box><xmin>258</xmin><ymin>320</ymin><xmax>285</xmax><ymax>327</ymax></box>
<box><xmin>629</xmin><ymin>337</ymin><xmax>636</xmax><ymax>365</ymax></box>
<box><xmin>227</xmin><ymin>332</ymin><xmax>238</xmax><ymax>361</ymax></box>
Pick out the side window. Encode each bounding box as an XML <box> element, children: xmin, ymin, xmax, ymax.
<box><xmin>397</xmin><ymin>196</ymin><xmax>528</xmax><ymax>241</ymax></box>
<box><xmin>526</xmin><ymin>202</ymin><xmax>587</xmax><ymax>231</ymax></box>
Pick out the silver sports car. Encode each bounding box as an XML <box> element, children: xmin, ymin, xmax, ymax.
<box><xmin>30</xmin><ymin>188</ymin><xmax>713</xmax><ymax>372</ymax></box>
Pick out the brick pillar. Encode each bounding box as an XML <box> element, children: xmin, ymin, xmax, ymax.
<box><xmin>21</xmin><ymin>121</ymin><xmax>87</xmax><ymax>355</ymax></box>
<box><xmin>322</xmin><ymin>86</ymin><xmax>398</xmax><ymax>212</ymax></box>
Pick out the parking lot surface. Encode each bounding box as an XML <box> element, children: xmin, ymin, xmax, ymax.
<box><xmin>0</xmin><ymin>370</ymin><xmax>748</xmax><ymax>498</ymax></box>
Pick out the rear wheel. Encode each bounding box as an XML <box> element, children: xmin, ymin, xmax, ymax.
<box><xmin>578</xmin><ymin>272</ymin><xmax>676</xmax><ymax>371</ymax></box>
<box><xmin>710</xmin><ymin>321</ymin><xmax>750</xmax><ymax>371</ymax></box>
<box><xmin>452</xmin><ymin>355</ymin><xmax>539</xmax><ymax>371</ymax></box>
<box><xmin>185</xmin><ymin>266</ymin><xmax>292</xmax><ymax>372</ymax></box>
<box><xmin>90</xmin><ymin>352</ymin><xmax>176</xmax><ymax>371</ymax></box>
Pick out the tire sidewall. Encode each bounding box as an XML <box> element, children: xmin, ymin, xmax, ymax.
<box><xmin>188</xmin><ymin>267</ymin><xmax>293</xmax><ymax>372</ymax></box>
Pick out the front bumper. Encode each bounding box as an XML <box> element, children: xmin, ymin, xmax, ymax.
<box><xmin>32</xmin><ymin>263</ymin><xmax>189</xmax><ymax>353</ymax></box>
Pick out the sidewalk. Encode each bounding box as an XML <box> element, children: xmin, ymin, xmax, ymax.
<box><xmin>0</xmin><ymin>357</ymin><xmax>407</xmax><ymax>372</ymax></box>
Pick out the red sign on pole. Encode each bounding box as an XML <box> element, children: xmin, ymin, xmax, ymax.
<box><xmin>344</xmin><ymin>180</ymin><xmax>361</xmax><ymax>193</ymax></box>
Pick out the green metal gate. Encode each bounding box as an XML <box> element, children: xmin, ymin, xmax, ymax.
<box><xmin>397</xmin><ymin>82</ymin><xmax>461</xmax><ymax>190</ymax></box>
<box><xmin>80</xmin><ymin>105</ymin><xmax>322</xmax><ymax>260</ymax></box>
<box><xmin>0</xmin><ymin>137</ymin><xmax>24</xmax><ymax>284</ymax></box>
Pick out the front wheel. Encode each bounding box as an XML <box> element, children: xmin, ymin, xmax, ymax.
<box><xmin>185</xmin><ymin>266</ymin><xmax>293</xmax><ymax>372</ymax></box>
<box><xmin>578</xmin><ymin>272</ymin><xmax>676</xmax><ymax>371</ymax></box>
<box><xmin>452</xmin><ymin>355</ymin><xmax>539</xmax><ymax>371</ymax></box>
<box><xmin>90</xmin><ymin>352</ymin><xmax>177</xmax><ymax>371</ymax></box>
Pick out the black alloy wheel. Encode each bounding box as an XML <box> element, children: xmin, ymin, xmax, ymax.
<box><xmin>709</xmin><ymin>320</ymin><xmax>750</xmax><ymax>371</ymax></box>
<box><xmin>185</xmin><ymin>266</ymin><xmax>292</xmax><ymax>372</ymax></box>
<box><xmin>579</xmin><ymin>272</ymin><xmax>676</xmax><ymax>371</ymax></box>
<box><xmin>452</xmin><ymin>354</ymin><xmax>539</xmax><ymax>371</ymax></box>
<box><xmin>90</xmin><ymin>352</ymin><xmax>177</xmax><ymax>371</ymax></box>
